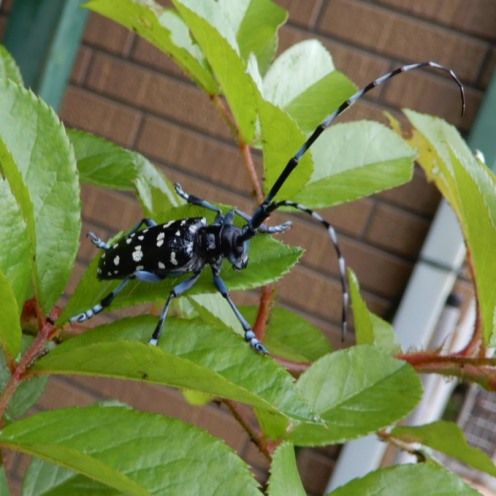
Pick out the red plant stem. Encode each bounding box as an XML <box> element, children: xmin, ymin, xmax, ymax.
<box><xmin>210</xmin><ymin>94</ymin><xmax>239</xmax><ymax>142</ymax></box>
<box><xmin>253</xmin><ymin>286</ymin><xmax>274</xmax><ymax>343</ymax></box>
<box><xmin>223</xmin><ymin>400</ymin><xmax>272</xmax><ymax>462</ymax></box>
<box><xmin>397</xmin><ymin>350</ymin><xmax>496</xmax><ymax>390</ymax></box>
<box><xmin>0</xmin><ymin>317</ymin><xmax>55</xmax><ymax>420</ymax></box>
<box><xmin>240</xmin><ymin>142</ymin><xmax>264</xmax><ymax>203</ymax></box>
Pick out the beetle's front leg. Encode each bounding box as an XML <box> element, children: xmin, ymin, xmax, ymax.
<box><xmin>211</xmin><ymin>269</ymin><xmax>268</xmax><ymax>355</ymax></box>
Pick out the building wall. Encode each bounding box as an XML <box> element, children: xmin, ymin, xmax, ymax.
<box><xmin>1</xmin><ymin>0</ymin><xmax>495</xmax><ymax>494</ymax></box>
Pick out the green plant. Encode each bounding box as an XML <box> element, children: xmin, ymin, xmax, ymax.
<box><xmin>0</xmin><ymin>1</ymin><xmax>494</xmax><ymax>494</ymax></box>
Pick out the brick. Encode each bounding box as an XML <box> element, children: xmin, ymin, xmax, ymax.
<box><xmin>131</xmin><ymin>36</ymin><xmax>188</xmax><ymax>79</ymax></box>
<box><xmin>242</xmin><ymin>441</ymin><xmax>270</xmax><ymax>472</ymax></box>
<box><xmin>0</xmin><ymin>17</ymin><xmax>6</xmax><ymax>39</ymax></box>
<box><xmin>83</xmin><ymin>13</ymin><xmax>134</xmax><ymax>55</ymax></box>
<box><xmin>70</xmin><ymin>46</ymin><xmax>92</xmax><ymax>85</ymax></box>
<box><xmin>278</xmin><ymin>263</ymin><xmax>390</xmax><ymax>323</ymax></box>
<box><xmin>278</xmin><ymin>214</ymin><xmax>414</xmax><ymax>300</ymax></box>
<box><xmin>364</xmin><ymin>203</ymin><xmax>430</xmax><ymax>257</ymax></box>
<box><xmin>318</xmin><ymin>0</ymin><xmax>488</xmax><ymax>84</ymax></box>
<box><xmin>82</xmin><ymin>185</ymin><xmax>142</xmax><ymax>230</ymax></box>
<box><xmin>379</xmin><ymin>167</ymin><xmax>440</xmax><ymax>217</ymax></box>
<box><xmin>37</xmin><ymin>377</ymin><xmax>98</xmax><ymax>410</ymax></box>
<box><xmin>382</xmin><ymin>67</ymin><xmax>483</xmax><ymax>131</ymax></box>
<box><xmin>137</xmin><ymin>116</ymin><xmax>253</xmax><ymax>193</ymax></box>
<box><xmin>86</xmin><ymin>53</ymin><xmax>231</xmax><ymax>140</ymax></box>
<box><xmin>277</xmin><ymin>0</ymin><xmax>324</xmax><ymax>28</ymax></box>
<box><xmin>480</xmin><ymin>47</ymin><xmax>496</xmax><ymax>88</ymax></box>
<box><xmin>68</xmin><ymin>377</ymin><xmax>200</xmax><ymax>423</ymax></box>
<box><xmin>297</xmin><ymin>448</ymin><xmax>335</xmax><ymax>495</ymax></box>
<box><xmin>196</xmin><ymin>404</ymin><xmax>248</xmax><ymax>451</ymax></box>
<box><xmin>61</xmin><ymin>86</ymin><xmax>142</xmax><ymax>147</ymax></box>
<box><xmin>378</xmin><ymin>0</ymin><xmax>496</xmax><ymax>40</ymax></box>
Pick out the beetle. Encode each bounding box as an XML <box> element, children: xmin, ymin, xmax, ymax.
<box><xmin>71</xmin><ymin>61</ymin><xmax>465</xmax><ymax>354</ymax></box>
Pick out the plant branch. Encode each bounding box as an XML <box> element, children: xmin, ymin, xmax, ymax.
<box><xmin>397</xmin><ymin>350</ymin><xmax>496</xmax><ymax>390</ymax></box>
<box><xmin>222</xmin><ymin>400</ymin><xmax>272</xmax><ymax>462</ymax></box>
<box><xmin>0</xmin><ymin>313</ymin><xmax>56</xmax><ymax>421</ymax></box>
<box><xmin>457</xmin><ymin>251</ymin><xmax>483</xmax><ymax>357</ymax></box>
<box><xmin>210</xmin><ymin>94</ymin><xmax>239</xmax><ymax>142</ymax></box>
<box><xmin>377</xmin><ymin>430</ymin><xmax>426</xmax><ymax>462</ymax></box>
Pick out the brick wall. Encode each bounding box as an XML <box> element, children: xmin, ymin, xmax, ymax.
<box><xmin>1</xmin><ymin>0</ymin><xmax>495</xmax><ymax>494</ymax></box>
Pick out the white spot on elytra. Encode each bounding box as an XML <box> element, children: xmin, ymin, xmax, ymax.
<box><xmin>132</xmin><ymin>245</ymin><xmax>143</xmax><ymax>262</ymax></box>
<box><xmin>185</xmin><ymin>241</ymin><xmax>193</xmax><ymax>254</ymax></box>
<box><xmin>170</xmin><ymin>252</ymin><xmax>178</xmax><ymax>265</ymax></box>
<box><xmin>158</xmin><ymin>261</ymin><xmax>165</xmax><ymax>269</ymax></box>
<box><xmin>157</xmin><ymin>232</ymin><xmax>165</xmax><ymax>240</ymax></box>
<box><xmin>157</xmin><ymin>239</ymin><xmax>164</xmax><ymax>247</ymax></box>
<box><xmin>138</xmin><ymin>235</ymin><xmax>144</xmax><ymax>240</ymax></box>
<box><xmin>126</xmin><ymin>238</ymin><xmax>132</xmax><ymax>244</ymax></box>
<box><xmin>113</xmin><ymin>256</ymin><xmax>120</xmax><ymax>266</ymax></box>
<box><xmin>163</xmin><ymin>221</ymin><xmax>173</xmax><ymax>228</ymax></box>
<box><xmin>175</xmin><ymin>230</ymin><xmax>181</xmax><ymax>236</ymax></box>
<box><xmin>180</xmin><ymin>220</ymin><xmax>186</xmax><ymax>226</ymax></box>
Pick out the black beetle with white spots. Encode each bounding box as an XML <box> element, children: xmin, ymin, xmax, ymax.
<box><xmin>71</xmin><ymin>62</ymin><xmax>465</xmax><ymax>354</ymax></box>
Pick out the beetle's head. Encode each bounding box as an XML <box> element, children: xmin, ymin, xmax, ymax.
<box><xmin>220</xmin><ymin>216</ymin><xmax>249</xmax><ymax>270</ymax></box>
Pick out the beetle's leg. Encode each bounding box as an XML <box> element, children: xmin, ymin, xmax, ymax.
<box><xmin>87</xmin><ymin>232</ymin><xmax>111</xmax><ymax>250</ymax></box>
<box><xmin>175</xmin><ymin>183</ymin><xmax>222</xmax><ymax>217</ymax></box>
<box><xmin>148</xmin><ymin>271</ymin><xmax>202</xmax><ymax>346</ymax></box>
<box><xmin>234</xmin><ymin>209</ymin><xmax>292</xmax><ymax>234</ymax></box>
<box><xmin>128</xmin><ymin>218</ymin><xmax>157</xmax><ymax>235</ymax></box>
<box><xmin>70</xmin><ymin>275</ymin><xmax>134</xmax><ymax>324</ymax></box>
<box><xmin>211</xmin><ymin>269</ymin><xmax>268</xmax><ymax>355</ymax></box>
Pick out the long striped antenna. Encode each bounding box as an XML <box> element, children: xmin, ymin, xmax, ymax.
<box><xmin>260</xmin><ymin>61</ymin><xmax>465</xmax><ymax>210</ymax></box>
<box><xmin>274</xmin><ymin>200</ymin><xmax>349</xmax><ymax>339</ymax></box>
<box><xmin>241</xmin><ymin>61</ymin><xmax>465</xmax><ymax>340</ymax></box>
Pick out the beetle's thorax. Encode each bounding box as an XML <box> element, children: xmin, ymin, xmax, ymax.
<box><xmin>197</xmin><ymin>221</ymin><xmax>248</xmax><ymax>270</ymax></box>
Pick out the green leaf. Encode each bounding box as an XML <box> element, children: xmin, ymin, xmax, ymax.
<box><xmin>294</xmin><ymin>121</ymin><xmax>415</xmax><ymax>208</ymax></box>
<box><xmin>404</xmin><ymin>110</ymin><xmax>496</xmax><ymax>345</ymax></box>
<box><xmin>263</xmin><ymin>40</ymin><xmax>356</xmax><ymax>133</ymax></box>
<box><xmin>242</xmin><ymin>306</ymin><xmax>332</xmax><ymax>362</ymax></box>
<box><xmin>268</xmin><ymin>442</ymin><xmax>306</xmax><ymax>496</ymax></box>
<box><xmin>5</xmin><ymin>404</ymin><xmax>263</xmax><ymax>495</ymax></box>
<box><xmin>86</xmin><ymin>0</ymin><xmax>217</xmax><ymax>93</ymax></box>
<box><xmin>391</xmin><ymin>420</ymin><xmax>496</xmax><ymax>477</ymax></box>
<box><xmin>68</xmin><ymin>129</ymin><xmax>178</xmax><ymax>216</ymax></box>
<box><xmin>219</xmin><ymin>0</ymin><xmax>287</xmax><ymax>74</ymax></box>
<box><xmin>259</xmin><ymin>98</ymin><xmax>313</xmax><ymax>199</ymax></box>
<box><xmin>0</xmin><ymin>44</ymin><xmax>23</xmax><ymax>85</ymax></box>
<box><xmin>33</xmin><ymin>316</ymin><xmax>316</xmax><ymax>423</ymax></box>
<box><xmin>0</xmin><ymin>79</ymin><xmax>80</xmax><ymax>313</ymax></box>
<box><xmin>0</xmin><ymin>270</ymin><xmax>21</xmax><ymax>358</ymax></box>
<box><xmin>172</xmin><ymin>0</ymin><xmax>258</xmax><ymax>142</ymax></box>
<box><xmin>327</xmin><ymin>463</ymin><xmax>479</xmax><ymax>496</ymax></box>
<box><xmin>189</xmin><ymin>293</ymin><xmax>244</xmax><ymax>334</ymax></box>
<box><xmin>349</xmin><ymin>269</ymin><xmax>398</xmax><ymax>353</ymax></box>
<box><xmin>0</xmin><ymin>174</ymin><xmax>32</xmax><ymax>306</ymax></box>
<box><xmin>60</xmin><ymin>222</ymin><xmax>301</xmax><ymax>323</ymax></box>
<box><xmin>288</xmin><ymin>345</ymin><xmax>422</xmax><ymax>446</ymax></box>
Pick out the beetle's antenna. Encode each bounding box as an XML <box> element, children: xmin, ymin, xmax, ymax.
<box><xmin>244</xmin><ymin>61</ymin><xmax>464</xmax><ymax>236</ymax></box>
